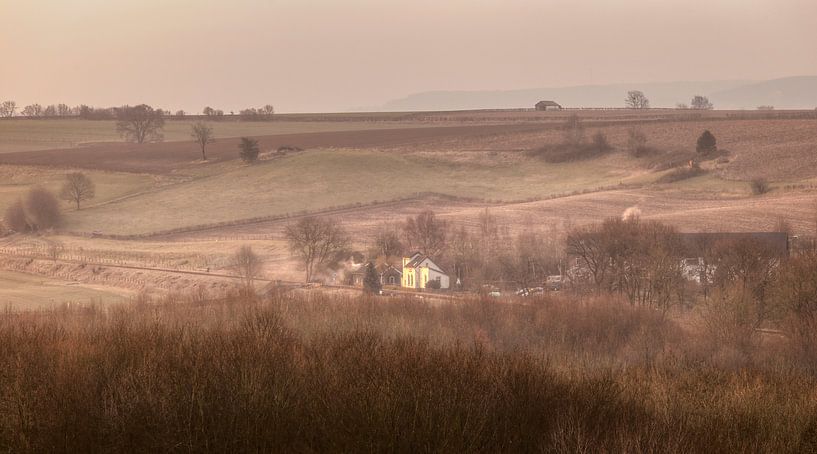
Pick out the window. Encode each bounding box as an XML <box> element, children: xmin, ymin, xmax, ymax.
<box><xmin>389</xmin><ymin>276</ymin><xmax>395</xmax><ymax>284</ymax></box>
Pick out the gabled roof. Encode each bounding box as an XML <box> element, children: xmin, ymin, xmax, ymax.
<box><xmin>678</xmin><ymin>232</ymin><xmax>789</xmax><ymax>257</ymax></box>
<box><xmin>536</xmin><ymin>100</ymin><xmax>561</xmax><ymax>106</ymax></box>
<box><xmin>403</xmin><ymin>254</ymin><xmax>447</xmax><ymax>275</ymax></box>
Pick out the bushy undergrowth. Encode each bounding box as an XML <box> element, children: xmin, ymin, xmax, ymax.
<box><xmin>656</xmin><ymin>165</ymin><xmax>707</xmax><ymax>184</ymax></box>
<box><xmin>0</xmin><ymin>293</ymin><xmax>815</xmax><ymax>452</ymax></box>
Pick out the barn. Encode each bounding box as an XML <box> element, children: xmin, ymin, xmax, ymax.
<box><xmin>535</xmin><ymin>100</ymin><xmax>562</xmax><ymax>111</ymax></box>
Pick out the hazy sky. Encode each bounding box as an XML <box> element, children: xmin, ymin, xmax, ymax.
<box><xmin>2</xmin><ymin>0</ymin><xmax>816</xmax><ymax>112</ymax></box>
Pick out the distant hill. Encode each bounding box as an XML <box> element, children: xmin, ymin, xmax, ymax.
<box><xmin>710</xmin><ymin>76</ymin><xmax>817</xmax><ymax>109</ymax></box>
<box><xmin>380</xmin><ymin>77</ymin><xmax>817</xmax><ymax>111</ymax></box>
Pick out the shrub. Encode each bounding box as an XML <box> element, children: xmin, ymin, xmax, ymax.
<box><xmin>656</xmin><ymin>164</ymin><xmax>706</xmax><ymax>184</ymax></box>
<box><xmin>627</xmin><ymin>128</ymin><xmax>649</xmax><ymax>157</ymax></box>
<box><xmin>3</xmin><ymin>199</ymin><xmax>28</xmax><ymax>232</ymax></box>
<box><xmin>25</xmin><ymin>187</ymin><xmax>62</xmax><ymax>230</ymax></box>
<box><xmin>696</xmin><ymin>130</ymin><xmax>717</xmax><ymax>154</ymax></box>
<box><xmin>750</xmin><ymin>178</ymin><xmax>770</xmax><ymax>195</ymax></box>
<box><xmin>591</xmin><ymin>131</ymin><xmax>612</xmax><ymax>153</ymax></box>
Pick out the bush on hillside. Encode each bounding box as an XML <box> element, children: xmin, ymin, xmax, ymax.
<box><xmin>750</xmin><ymin>178</ymin><xmax>770</xmax><ymax>195</ymax></box>
<box><xmin>696</xmin><ymin>130</ymin><xmax>717</xmax><ymax>154</ymax></box>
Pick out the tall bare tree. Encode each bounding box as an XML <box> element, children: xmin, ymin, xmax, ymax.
<box><xmin>231</xmin><ymin>245</ymin><xmax>264</xmax><ymax>290</ymax></box>
<box><xmin>403</xmin><ymin>210</ymin><xmax>448</xmax><ymax>256</ymax></box>
<box><xmin>562</xmin><ymin>114</ymin><xmax>585</xmax><ymax>146</ymax></box>
<box><xmin>115</xmin><ymin>104</ymin><xmax>165</xmax><ymax>143</ymax></box>
<box><xmin>191</xmin><ymin>122</ymin><xmax>215</xmax><ymax>160</ymax></box>
<box><xmin>59</xmin><ymin>172</ymin><xmax>96</xmax><ymax>210</ymax></box>
<box><xmin>285</xmin><ymin>216</ymin><xmax>349</xmax><ymax>283</ymax></box>
<box><xmin>0</xmin><ymin>100</ymin><xmax>16</xmax><ymax>117</ymax></box>
<box><xmin>625</xmin><ymin>90</ymin><xmax>650</xmax><ymax>109</ymax></box>
<box><xmin>57</xmin><ymin>103</ymin><xmax>71</xmax><ymax>116</ymax></box>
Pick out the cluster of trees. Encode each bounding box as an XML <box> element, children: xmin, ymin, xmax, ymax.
<box><xmin>2</xmin><ymin>173</ymin><xmax>96</xmax><ymax>233</ymax></box>
<box><xmin>677</xmin><ymin>96</ymin><xmax>714</xmax><ymax>110</ymax></box>
<box><xmin>567</xmin><ymin>217</ymin><xmax>686</xmax><ymax>310</ymax></box>
<box><xmin>238</xmin><ymin>105</ymin><xmax>275</xmax><ymax>121</ymax></box>
<box><xmin>231</xmin><ymin>216</ymin><xmax>351</xmax><ymax>289</ymax></box>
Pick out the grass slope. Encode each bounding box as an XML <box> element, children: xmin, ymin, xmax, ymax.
<box><xmin>0</xmin><ymin>270</ymin><xmax>128</xmax><ymax>308</ymax></box>
<box><xmin>65</xmin><ymin>149</ymin><xmax>641</xmax><ymax>234</ymax></box>
<box><xmin>0</xmin><ymin>165</ymin><xmax>157</xmax><ymax>213</ymax></box>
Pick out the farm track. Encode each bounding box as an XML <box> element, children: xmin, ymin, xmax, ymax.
<box><xmin>0</xmin><ymin>251</ymin><xmax>462</xmax><ymax>302</ymax></box>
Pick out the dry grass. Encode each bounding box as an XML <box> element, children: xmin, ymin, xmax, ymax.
<box><xmin>0</xmin><ymin>119</ymin><xmax>436</xmax><ymax>153</ymax></box>
<box><xmin>0</xmin><ymin>292</ymin><xmax>814</xmax><ymax>451</ymax></box>
<box><xmin>62</xmin><ymin>149</ymin><xmax>637</xmax><ymax>234</ymax></box>
<box><xmin>0</xmin><ymin>270</ymin><xmax>130</xmax><ymax>308</ymax></box>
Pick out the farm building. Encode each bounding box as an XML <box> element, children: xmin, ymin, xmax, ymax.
<box><xmin>402</xmin><ymin>252</ymin><xmax>450</xmax><ymax>290</ymax></box>
<box><xmin>535</xmin><ymin>100</ymin><xmax>562</xmax><ymax>111</ymax></box>
<box><xmin>348</xmin><ymin>262</ymin><xmax>403</xmax><ymax>287</ymax></box>
<box><xmin>677</xmin><ymin>232</ymin><xmax>789</xmax><ymax>283</ymax></box>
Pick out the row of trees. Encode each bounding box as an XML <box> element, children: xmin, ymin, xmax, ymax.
<box><xmin>625</xmin><ymin>92</ymin><xmax>714</xmax><ymax>110</ymax></box>
<box><xmin>0</xmin><ymin>101</ymin><xmax>274</xmax><ymax>120</ymax></box>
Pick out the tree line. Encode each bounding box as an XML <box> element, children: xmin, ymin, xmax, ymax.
<box><xmin>0</xmin><ymin>101</ymin><xmax>274</xmax><ymax>120</ymax></box>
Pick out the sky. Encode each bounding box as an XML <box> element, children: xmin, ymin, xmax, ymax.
<box><xmin>2</xmin><ymin>0</ymin><xmax>816</xmax><ymax>112</ymax></box>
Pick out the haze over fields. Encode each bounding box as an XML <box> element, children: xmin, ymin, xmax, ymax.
<box><xmin>3</xmin><ymin>0</ymin><xmax>817</xmax><ymax>112</ymax></box>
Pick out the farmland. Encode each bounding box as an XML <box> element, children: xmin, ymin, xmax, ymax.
<box><xmin>1</xmin><ymin>110</ymin><xmax>817</xmax><ymax>302</ymax></box>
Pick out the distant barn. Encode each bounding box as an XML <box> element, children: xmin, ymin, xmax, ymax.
<box><xmin>535</xmin><ymin>100</ymin><xmax>562</xmax><ymax>111</ymax></box>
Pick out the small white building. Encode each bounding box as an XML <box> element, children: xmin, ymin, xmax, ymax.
<box><xmin>401</xmin><ymin>252</ymin><xmax>450</xmax><ymax>290</ymax></box>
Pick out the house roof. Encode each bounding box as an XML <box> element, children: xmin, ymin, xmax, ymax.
<box><xmin>404</xmin><ymin>254</ymin><xmax>447</xmax><ymax>275</ymax></box>
<box><xmin>536</xmin><ymin>100</ymin><xmax>561</xmax><ymax>107</ymax></box>
<box><xmin>678</xmin><ymin>232</ymin><xmax>789</xmax><ymax>257</ymax></box>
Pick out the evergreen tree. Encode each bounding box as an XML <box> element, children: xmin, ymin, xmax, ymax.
<box><xmin>363</xmin><ymin>262</ymin><xmax>382</xmax><ymax>294</ymax></box>
<box><xmin>696</xmin><ymin>130</ymin><xmax>717</xmax><ymax>154</ymax></box>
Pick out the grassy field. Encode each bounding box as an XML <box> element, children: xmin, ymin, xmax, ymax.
<box><xmin>63</xmin><ymin>148</ymin><xmax>643</xmax><ymax>234</ymax></box>
<box><xmin>0</xmin><ymin>270</ymin><xmax>128</xmax><ymax>308</ymax></box>
<box><xmin>0</xmin><ymin>165</ymin><xmax>158</xmax><ymax>212</ymax></box>
<box><xmin>0</xmin><ymin>119</ymin><xmax>435</xmax><ymax>153</ymax></box>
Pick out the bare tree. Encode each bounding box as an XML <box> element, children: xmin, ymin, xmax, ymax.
<box><xmin>562</xmin><ymin>114</ymin><xmax>585</xmax><ymax>146</ymax></box>
<box><xmin>191</xmin><ymin>122</ymin><xmax>215</xmax><ymax>160</ymax></box>
<box><xmin>43</xmin><ymin>105</ymin><xmax>57</xmax><ymax>116</ymax></box>
<box><xmin>57</xmin><ymin>103</ymin><xmax>71</xmax><ymax>116</ymax></box>
<box><xmin>59</xmin><ymin>172</ymin><xmax>96</xmax><ymax>210</ymax></box>
<box><xmin>627</xmin><ymin>128</ymin><xmax>648</xmax><ymax>156</ymax></box>
<box><xmin>285</xmin><ymin>216</ymin><xmax>349</xmax><ymax>283</ymax></box>
<box><xmin>203</xmin><ymin>106</ymin><xmax>215</xmax><ymax>116</ymax></box>
<box><xmin>403</xmin><ymin>210</ymin><xmax>448</xmax><ymax>256</ymax></box>
<box><xmin>47</xmin><ymin>240</ymin><xmax>65</xmax><ymax>262</ymax></box>
<box><xmin>0</xmin><ymin>100</ymin><xmax>16</xmax><ymax>117</ymax></box>
<box><xmin>115</xmin><ymin>104</ymin><xmax>165</xmax><ymax>143</ymax></box>
<box><xmin>691</xmin><ymin>95</ymin><xmax>713</xmax><ymax>110</ymax></box>
<box><xmin>370</xmin><ymin>224</ymin><xmax>404</xmax><ymax>260</ymax></box>
<box><xmin>21</xmin><ymin>104</ymin><xmax>43</xmax><ymax>117</ymax></box>
<box><xmin>231</xmin><ymin>245</ymin><xmax>264</xmax><ymax>290</ymax></box>
<box><xmin>261</xmin><ymin>104</ymin><xmax>275</xmax><ymax>117</ymax></box>
<box><xmin>625</xmin><ymin>90</ymin><xmax>650</xmax><ymax>109</ymax></box>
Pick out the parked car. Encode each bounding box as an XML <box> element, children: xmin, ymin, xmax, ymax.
<box><xmin>546</xmin><ymin>275</ymin><xmax>563</xmax><ymax>291</ymax></box>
